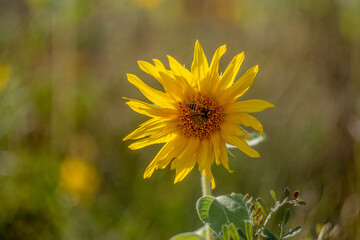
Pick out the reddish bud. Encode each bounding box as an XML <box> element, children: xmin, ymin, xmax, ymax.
<box><xmin>293</xmin><ymin>191</ymin><xmax>299</xmax><ymax>200</ymax></box>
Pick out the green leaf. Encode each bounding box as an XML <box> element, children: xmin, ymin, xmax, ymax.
<box><xmin>170</xmin><ymin>227</ymin><xmax>205</xmax><ymax>240</ymax></box>
<box><xmin>196</xmin><ymin>194</ymin><xmax>250</xmax><ymax>236</ymax></box>
<box><xmin>280</xmin><ymin>208</ymin><xmax>290</xmax><ymax>239</ymax></box>
<box><xmin>229</xmin><ymin>223</ymin><xmax>240</xmax><ymax>240</ymax></box>
<box><xmin>283</xmin><ymin>226</ymin><xmax>302</xmax><ymax>239</ymax></box>
<box><xmin>222</xmin><ymin>225</ymin><xmax>230</xmax><ymax>240</ymax></box>
<box><xmin>169</xmin><ymin>232</ymin><xmax>202</xmax><ymax>240</ymax></box>
<box><xmin>283</xmin><ymin>208</ymin><xmax>290</xmax><ymax>226</ymax></box>
<box><xmin>236</xmin><ymin>228</ymin><xmax>247</xmax><ymax>240</ymax></box>
<box><xmin>245</xmin><ymin>132</ymin><xmax>265</xmax><ymax>147</ymax></box>
<box><xmin>263</xmin><ymin>228</ymin><xmax>278</xmax><ymax>240</ymax></box>
<box><xmin>256</xmin><ymin>197</ymin><xmax>269</xmax><ymax>217</ymax></box>
<box><xmin>295</xmin><ymin>201</ymin><xmax>306</xmax><ymax>206</ymax></box>
<box><xmin>270</xmin><ymin>190</ymin><xmax>277</xmax><ymax>203</ymax></box>
<box><xmin>283</xmin><ymin>187</ymin><xmax>290</xmax><ymax>199</ymax></box>
<box><xmin>245</xmin><ymin>221</ymin><xmax>253</xmax><ymax>240</ymax></box>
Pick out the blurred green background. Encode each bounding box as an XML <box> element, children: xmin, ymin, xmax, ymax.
<box><xmin>0</xmin><ymin>0</ymin><xmax>360</xmax><ymax>239</ymax></box>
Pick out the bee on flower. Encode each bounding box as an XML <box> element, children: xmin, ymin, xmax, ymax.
<box><xmin>124</xmin><ymin>41</ymin><xmax>274</xmax><ymax>189</ymax></box>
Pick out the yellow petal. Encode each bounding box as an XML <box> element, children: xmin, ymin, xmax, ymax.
<box><xmin>123</xmin><ymin>118</ymin><xmax>166</xmax><ymax>140</ymax></box>
<box><xmin>225</xmin><ymin>113</ymin><xmax>264</xmax><ymax>136</ymax></box>
<box><xmin>143</xmin><ymin>133</ymin><xmax>187</xmax><ymax>178</ymax></box>
<box><xmin>191</xmin><ymin>40</ymin><xmax>209</xmax><ymax>85</ymax></box>
<box><xmin>216</xmin><ymin>52</ymin><xmax>245</xmax><ymax>93</ymax></box>
<box><xmin>221</xmin><ymin>120</ymin><xmax>249</xmax><ymax>140</ymax></box>
<box><xmin>138</xmin><ymin>60</ymin><xmax>163</xmax><ymax>85</ymax></box>
<box><xmin>219</xmin><ymin>140</ymin><xmax>233</xmax><ymax>172</ymax></box>
<box><xmin>127</xmin><ymin>73</ymin><xmax>175</xmax><ymax>108</ymax></box>
<box><xmin>124</xmin><ymin>97</ymin><xmax>178</xmax><ymax>118</ymax></box>
<box><xmin>167</xmin><ymin>55</ymin><xmax>195</xmax><ymax>91</ymax></box>
<box><xmin>197</xmin><ymin>139</ymin><xmax>214</xmax><ymax>172</ymax></box>
<box><xmin>127</xmin><ymin>120</ymin><xmax>178</xmax><ymax>141</ymax></box>
<box><xmin>171</xmin><ymin>137</ymin><xmax>200</xmax><ymax>184</ymax></box>
<box><xmin>155</xmin><ymin>134</ymin><xmax>188</xmax><ymax>170</ymax></box>
<box><xmin>210</xmin><ymin>132</ymin><xmax>222</xmax><ymax>165</ymax></box>
<box><xmin>129</xmin><ymin>132</ymin><xmax>176</xmax><ymax>150</ymax></box>
<box><xmin>220</xmin><ymin>130</ymin><xmax>260</xmax><ymax>158</ymax></box>
<box><xmin>149</xmin><ymin>58</ymin><xmax>186</xmax><ymax>101</ymax></box>
<box><xmin>218</xmin><ymin>65</ymin><xmax>258</xmax><ymax>105</ymax></box>
<box><xmin>206</xmin><ymin>44</ymin><xmax>227</xmax><ymax>95</ymax></box>
<box><xmin>138</xmin><ymin>60</ymin><xmax>179</xmax><ymax>100</ymax></box>
<box><xmin>144</xmin><ymin>143</ymin><xmax>171</xmax><ymax>179</ymax></box>
<box><xmin>203</xmin><ymin>167</ymin><xmax>216</xmax><ymax>189</ymax></box>
<box><xmin>152</xmin><ymin>58</ymin><xmax>177</xmax><ymax>84</ymax></box>
<box><xmin>224</xmin><ymin>100</ymin><xmax>275</xmax><ymax>114</ymax></box>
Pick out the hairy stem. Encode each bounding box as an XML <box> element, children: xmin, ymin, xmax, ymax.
<box><xmin>201</xmin><ymin>173</ymin><xmax>212</xmax><ymax>196</ymax></box>
<box><xmin>263</xmin><ymin>198</ymin><xmax>288</xmax><ymax>227</ymax></box>
<box><xmin>201</xmin><ymin>173</ymin><xmax>212</xmax><ymax>240</ymax></box>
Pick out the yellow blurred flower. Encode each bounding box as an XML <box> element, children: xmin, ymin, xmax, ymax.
<box><xmin>124</xmin><ymin>41</ymin><xmax>274</xmax><ymax>189</ymax></box>
<box><xmin>0</xmin><ymin>64</ymin><xmax>10</xmax><ymax>93</ymax></box>
<box><xmin>132</xmin><ymin>0</ymin><xmax>165</xmax><ymax>9</ymax></box>
<box><xmin>59</xmin><ymin>157</ymin><xmax>100</xmax><ymax>202</ymax></box>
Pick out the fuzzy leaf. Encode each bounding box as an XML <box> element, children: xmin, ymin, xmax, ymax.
<box><xmin>295</xmin><ymin>201</ymin><xmax>306</xmax><ymax>206</ymax></box>
<box><xmin>283</xmin><ymin>226</ymin><xmax>302</xmax><ymax>239</ymax></box>
<box><xmin>222</xmin><ymin>225</ymin><xmax>230</xmax><ymax>240</ymax></box>
<box><xmin>236</xmin><ymin>227</ymin><xmax>247</xmax><ymax>240</ymax></box>
<box><xmin>170</xmin><ymin>227</ymin><xmax>205</xmax><ymax>240</ymax></box>
<box><xmin>283</xmin><ymin>208</ymin><xmax>290</xmax><ymax>226</ymax></box>
<box><xmin>245</xmin><ymin>221</ymin><xmax>253</xmax><ymax>240</ymax></box>
<box><xmin>283</xmin><ymin>187</ymin><xmax>290</xmax><ymax>199</ymax></box>
<box><xmin>270</xmin><ymin>190</ymin><xmax>277</xmax><ymax>202</ymax></box>
<box><xmin>196</xmin><ymin>194</ymin><xmax>250</xmax><ymax>236</ymax></box>
<box><xmin>169</xmin><ymin>233</ymin><xmax>202</xmax><ymax>240</ymax></box>
<box><xmin>263</xmin><ymin>228</ymin><xmax>278</xmax><ymax>240</ymax></box>
<box><xmin>229</xmin><ymin>223</ymin><xmax>240</xmax><ymax>240</ymax></box>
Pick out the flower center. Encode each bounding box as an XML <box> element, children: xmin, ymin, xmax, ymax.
<box><xmin>178</xmin><ymin>94</ymin><xmax>223</xmax><ymax>140</ymax></box>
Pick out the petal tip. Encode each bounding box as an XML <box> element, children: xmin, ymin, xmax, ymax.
<box><xmin>143</xmin><ymin>171</ymin><xmax>153</xmax><ymax>179</ymax></box>
<box><xmin>194</xmin><ymin>40</ymin><xmax>203</xmax><ymax>50</ymax></box>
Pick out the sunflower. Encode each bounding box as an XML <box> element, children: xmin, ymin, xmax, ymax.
<box><xmin>124</xmin><ymin>41</ymin><xmax>274</xmax><ymax>189</ymax></box>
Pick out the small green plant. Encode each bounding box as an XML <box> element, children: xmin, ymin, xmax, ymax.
<box><xmin>170</xmin><ymin>188</ymin><xmax>306</xmax><ymax>240</ymax></box>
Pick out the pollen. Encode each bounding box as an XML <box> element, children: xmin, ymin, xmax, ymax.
<box><xmin>178</xmin><ymin>94</ymin><xmax>223</xmax><ymax>140</ymax></box>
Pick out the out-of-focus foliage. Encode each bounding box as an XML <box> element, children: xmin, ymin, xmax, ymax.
<box><xmin>0</xmin><ymin>0</ymin><xmax>359</xmax><ymax>239</ymax></box>
<box><xmin>0</xmin><ymin>64</ymin><xmax>10</xmax><ymax>92</ymax></box>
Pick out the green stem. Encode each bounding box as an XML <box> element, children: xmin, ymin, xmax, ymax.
<box><xmin>201</xmin><ymin>173</ymin><xmax>212</xmax><ymax>196</ymax></box>
<box><xmin>201</xmin><ymin>173</ymin><xmax>212</xmax><ymax>240</ymax></box>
